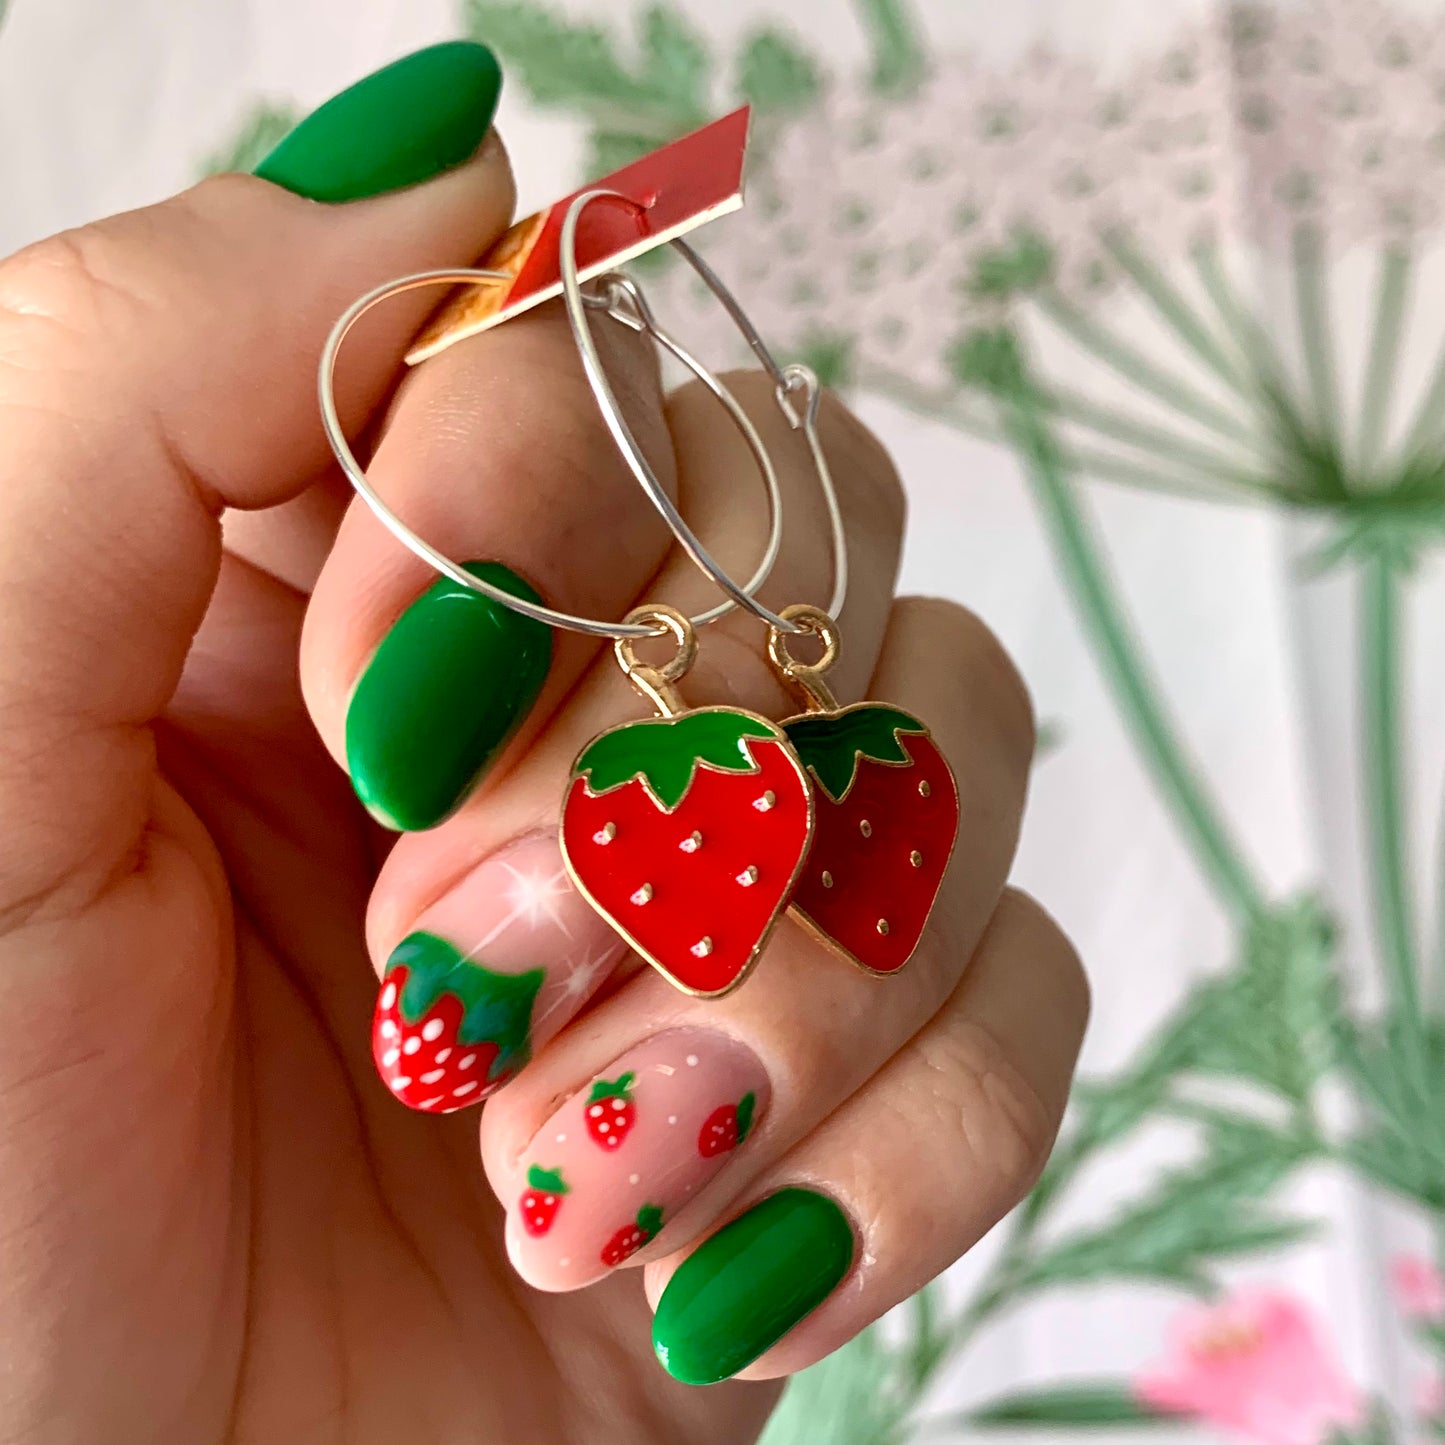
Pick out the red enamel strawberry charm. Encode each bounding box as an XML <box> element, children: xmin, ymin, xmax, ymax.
<box><xmin>784</xmin><ymin>703</ymin><xmax>958</xmax><ymax>974</ymax></box>
<box><xmin>601</xmin><ymin>1204</ymin><xmax>664</xmax><ymax>1266</ymax></box>
<box><xmin>519</xmin><ymin>1165</ymin><xmax>569</xmax><ymax>1237</ymax></box>
<box><xmin>585</xmin><ymin>1072</ymin><xmax>636</xmax><ymax>1150</ymax></box>
<box><xmin>766</xmin><ymin>605</ymin><xmax>959</xmax><ymax>976</ymax></box>
<box><xmin>561</xmin><ymin>706</ymin><xmax>813</xmax><ymax>996</ymax></box>
<box><xmin>698</xmin><ymin>1090</ymin><xmax>756</xmax><ymax>1157</ymax></box>
<box><xmin>372</xmin><ymin>933</ymin><xmax>544</xmax><ymax>1113</ymax></box>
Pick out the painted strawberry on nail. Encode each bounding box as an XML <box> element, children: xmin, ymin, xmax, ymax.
<box><xmin>560</xmin><ymin>707</ymin><xmax>814</xmax><ymax>996</ymax></box>
<box><xmin>698</xmin><ymin>1090</ymin><xmax>757</xmax><ymax>1157</ymax></box>
<box><xmin>601</xmin><ymin>1204</ymin><xmax>664</xmax><ymax>1266</ymax></box>
<box><xmin>519</xmin><ymin>1165</ymin><xmax>569</xmax><ymax>1237</ymax></box>
<box><xmin>784</xmin><ymin>704</ymin><xmax>959</xmax><ymax>975</ymax></box>
<box><xmin>585</xmin><ymin>1072</ymin><xmax>636</xmax><ymax>1150</ymax></box>
<box><xmin>372</xmin><ymin>933</ymin><xmax>543</xmax><ymax>1113</ymax></box>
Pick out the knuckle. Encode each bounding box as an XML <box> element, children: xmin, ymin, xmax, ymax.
<box><xmin>997</xmin><ymin>886</ymin><xmax>1092</xmax><ymax>1028</ymax></box>
<box><xmin>0</xmin><ymin>228</ymin><xmax>140</xmax><ymax>368</ymax></box>
<box><xmin>925</xmin><ymin>1014</ymin><xmax>1061</xmax><ymax>1207</ymax></box>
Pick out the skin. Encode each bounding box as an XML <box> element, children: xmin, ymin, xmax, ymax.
<box><xmin>0</xmin><ymin>135</ymin><xmax>1089</xmax><ymax>1445</ymax></box>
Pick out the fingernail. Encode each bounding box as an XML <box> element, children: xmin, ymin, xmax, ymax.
<box><xmin>507</xmin><ymin>1032</ymin><xmax>769</xmax><ymax>1289</ymax></box>
<box><xmin>373</xmin><ymin>834</ymin><xmax>623</xmax><ymax>1112</ymax></box>
<box><xmin>346</xmin><ymin>562</ymin><xmax>551</xmax><ymax>831</ymax></box>
<box><xmin>254</xmin><ymin>41</ymin><xmax>502</xmax><ymax>202</ymax></box>
<box><xmin>652</xmin><ymin>1188</ymin><xmax>855</xmax><ymax>1385</ymax></box>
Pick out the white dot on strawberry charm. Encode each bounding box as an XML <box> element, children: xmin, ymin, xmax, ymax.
<box><xmin>821</xmin><ymin>870</ymin><xmax>834</xmax><ymax>888</ymax></box>
<box><xmin>594</xmin><ymin>821</ymin><xmax>617</xmax><ymax>844</ymax></box>
<box><xmin>736</xmin><ymin>865</ymin><xmax>758</xmax><ymax>887</ymax></box>
<box><xmin>919</xmin><ymin>779</ymin><xmax>932</xmax><ymax>798</ymax></box>
<box><xmin>859</xmin><ymin>819</ymin><xmax>873</xmax><ymax>838</ymax></box>
<box><xmin>910</xmin><ymin>850</ymin><xmax>924</xmax><ymax>867</ymax></box>
<box><xmin>690</xmin><ymin>937</ymin><xmax>713</xmax><ymax>958</ymax></box>
<box><xmin>679</xmin><ymin>831</ymin><xmax>702</xmax><ymax>852</ymax></box>
<box><xmin>403</xmin><ymin>1037</ymin><xmax>422</xmax><ymax>1055</ymax></box>
<box><xmin>752</xmin><ymin>790</ymin><xmax>776</xmax><ymax>812</ymax></box>
<box><xmin>630</xmin><ymin>882</ymin><xmax>654</xmax><ymax>905</ymax></box>
<box><xmin>380</xmin><ymin>983</ymin><xmax>397</xmax><ymax>1010</ymax></box>
<box><xmin>877</xmin><ymin>918</ymin><xmax>890</xmax><ymax>935</ymax></box>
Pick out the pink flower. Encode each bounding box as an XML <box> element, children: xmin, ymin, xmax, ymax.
<box><xmin>1416</xmin><ymin>1373</ymin><xmax>1445</xmax><ymax>1420</ymax></box>
<box><xmin>1391</xmin><ymin>1255</ymin><xmax>1445</xmax><ymax>1321</ymax></box>
<box><xmin>1137</xmin><ymin>1290</ymin><xmax>1364</xmax><ymax>1445</ymax></box>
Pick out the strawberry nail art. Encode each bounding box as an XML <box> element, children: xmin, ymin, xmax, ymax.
<box><xmin>601</xmin><ymin>1205</ymin><xmax>663</xmax><ymax>1266</ymax></box>
<box><xmin>506</xmin><ymin>1032</ymin><xmax>769</xmax><ymax>1291</ymax></box>
<box><xmin>373</xmin><ymin>937</ymin><xmax>541</xmax><ymax>1112</ymax></box>
<box><xmin>375</xmin><ymin>834</ymin><xmax>627</xmax><ymax>1114</ymax></box>
<box><xmin>585</xmin><ymin>1073</ymin><xmax>636</xmax><ymax>1150</ymax></box>
<box><xmin>520</xmin><ymin>1166</ymin><xmax>569</xmax><ymax>1236</ymax></box>
<box><xmin>698</xmin><ymin>1091</ymin><xmax>755</xmax><ymax>1157</ymax></box>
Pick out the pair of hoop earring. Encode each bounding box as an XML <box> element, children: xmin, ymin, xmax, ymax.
<box><xmin>320</xmin><ymin>191</ymin><xmax>959</xmax><ymax>999</ymax></box>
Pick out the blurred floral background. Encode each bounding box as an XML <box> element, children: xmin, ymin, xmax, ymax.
<box><xmin>5</xmin><ymin>0</ymin><xmax>1445</xmax><ymax>1440</ymax></box>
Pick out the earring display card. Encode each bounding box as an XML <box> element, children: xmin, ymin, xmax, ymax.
<box><xmin>406</xmin><ymin>106</ymin><xmax>751</xmax><ymax>365</ymax></box>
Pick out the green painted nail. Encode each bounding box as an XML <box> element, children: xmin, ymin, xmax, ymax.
<box><xmin>652</xmin><ymin>1188</ymin><xmax>854</xmax><ymax>1386</ymax></box>
<box><xmin>254</xmin><ymin>41</ymin><xmax>502</xmax><ymax>202</ymax></box>
<box><xmin>346</xmin><ymin>562</ymin><xmax>551</xmax><ymax>831</ymax></box>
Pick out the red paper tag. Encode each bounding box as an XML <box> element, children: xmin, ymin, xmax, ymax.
<box><xmin>406</xmin><ymin>107</ymin><xmax>751</xmax><ymax>365</ymax></box>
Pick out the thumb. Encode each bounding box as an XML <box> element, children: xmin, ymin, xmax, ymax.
<box><xmin>0</xmin><ymin>42</ymin><xmax>513</xmax><ymax>916</ymax></box>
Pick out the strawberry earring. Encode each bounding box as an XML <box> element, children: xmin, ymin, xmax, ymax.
<box><xmin>767</xmin><ymin>605</ymin><xmax>959</xmax><ymax>975</ymax></box>
<box><xmin>559</xmin><ymin>603</ymin><xmax>814</xmax><ymax>996</ymax></box>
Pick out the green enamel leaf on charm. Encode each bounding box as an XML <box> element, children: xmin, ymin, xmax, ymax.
<box><xmin>785</xmin><ymin>705</ymin><xmax>927</xmax><ymax>803</ymax></box>
<box><xmin>575</xmin><ymin>710</ymin><xmax>777</xmax><ymax>810</ymax></box>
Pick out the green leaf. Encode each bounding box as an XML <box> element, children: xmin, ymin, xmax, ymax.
<box><xmin>760</xmin><ymin>1326</ymin><xmax>905</xmax><ymax>1445</ymax></box>
<box><xmin>640</xmin><ymin>6</ymin><xmax>710</xmax><ymax>116</ymax></box>
<box><xmin>855</xmin><ymin>0</ymin><xmax>928</xmax><ymax>97</ymax></box>
<box><xmin>1015</xmin><ymin>1115</ymin><xmax>1318</xmax><ymax>1293</ymax></box>
<box><xmin>965</xmin><ymin>1383</ymin><xmax>1170</xmax><ymax>1427</ymax></box>
<box><xmin>465</xmin><ymin>0</ymin><xmax>706</xmax><ymax>132</ymax></box>
<box><xmin>637</xmin><ymin>1203</ymin><xmax>664</xmax><ymax>1237</ymax></box>
<box><xmin>735</xmin><ymin>1091</ymin><xmax>756</xmax><ymax>1143</ymax></box>
<box><xmin>736</xmin><ymin>28</ymin><xmax>823</xmax><ymax>115</ymax></box>
<box><xmin>576</xmin><ymin>711</ymin><xmax>775</xmax><ymax>810</ymax></box>
<box><xmin>785</xmin><ymin>705</ymin><xmax>925</xmax><ymax>802</ymax></box>
<box><xmin>200</xmin><ymin>100</ymin><xmax>301</xmax><ymax>177</ymax></box>
<box><xmin>526</xmin><ymin>1164</ymin><xmax>568</xmax><ymax>1194</ymax></box>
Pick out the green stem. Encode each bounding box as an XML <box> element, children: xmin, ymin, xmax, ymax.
<box><xmin>1000</xmin><ymin>372</ymin><xmax>1269</xmax><ymax>925</ymax></box>
<box><xmin>1293</xmin><ymin>225</ymin><xmax>1342</xmax><ymax>448</ymax></box>
<box><xmin>1357</xmin><ymin>248</ymin><xmax>1412</xmax><ymax>473</ymax></box>
<box><xmin>853</xmin><ymin>0</ymin><xmax>928</xmax><ymax>95</ymax></box>
<box><xmin>1037</xmin><ymin>289</ymin><xmax>1256</xmax><ymax>446</ymax></box>
<box><xmin>1401</xmin><ymin>325</ymin><xmax>1445</xmax><ymax>462</ymax></box>
<box><xmin>1360</xmin><ymin>555</ymin><xmax>1428</xmax><ymax>1081</ymax></box>
<box><xmin>1102</xmin><ymin>230</ymin><xmax>1252</xmax><ymax>396</ymax></box>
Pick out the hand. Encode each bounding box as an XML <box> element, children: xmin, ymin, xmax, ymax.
<box><xmin>0</xmin><ymin>42</ymin><xmax>1088</xmax><ymax>1445</ymax></box>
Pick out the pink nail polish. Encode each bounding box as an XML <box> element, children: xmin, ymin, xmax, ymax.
<box><xmin>372</xmin><ymin>833</ymin><xmax>626</xmax><ymax>1113</ymax></box>
<box><xmin>507</xmin><ymin>1031</ymin><xmax>768</xmax><ymax>1288</ymax></box>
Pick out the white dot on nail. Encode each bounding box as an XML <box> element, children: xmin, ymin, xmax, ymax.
<box><xmin>459</xmin><ymin>1054</ymin><xmax>477</xmax><ymax>1070</ymax></box>
<box><xmin>668</xmin><ymin>1115</ymin><xmax>678</xmax><ymax>1125</ymax></box>
<box><xmin>379</xmin><ymin>1020</ymin><xmax>398</xmax><ymax>1039</ymax></box>
<box><xmin>381</xmin><ymin>1049</ymin><xmax>400</xmax><ymax>1068</ymax></box>
<box><xmin>380</xmin><ymin>983</ymin><xmax>397</xmax><ymax>1010</ymax></box>
<box><xmin>402</xmin><ymin>1037</ymin><xmax>422</xmax><ymax>1055</ymax></box>
<box><xmin>453</xmin><ymin>1080</ymin><xmax>479</xmax><ymax>1097</ymax></box>
<box><xmin>556</xmin><ymin>1133</ymin><xmax>566</xmax><ymax>1143</ymax></box>
<box><xmin>560</xmin><ymin>1257</ymin><xmax>571</xmax><ymax>1267</ymax></box>
<box><xmin>685</xmin><ymin>1054</ymin><xmax>699</xmax><ymax>1067</ymax></box>
<box><xmin>435</xmin><ymin>1048</ymin><xmax>451</xmax><ymax>1063</ymax></box>
<box><xmin>422</xmin><ymin>1018</ymin><xmax>444</xmax><ymax>1041</ymax></box>
<box><xmin>392</xmin><ymin>1077</ymin><xmax>412</xmax><ymax>1091</ymax></box>
<box><xmin>629</xmin><ymin>1173</ymin><xmax>640</xmax><ymax>1185</ymax></box>
<box><xmin>420</xmin><ymin>1069</ymin><xmax>445</xmax><ymax>1085</ymax></box>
